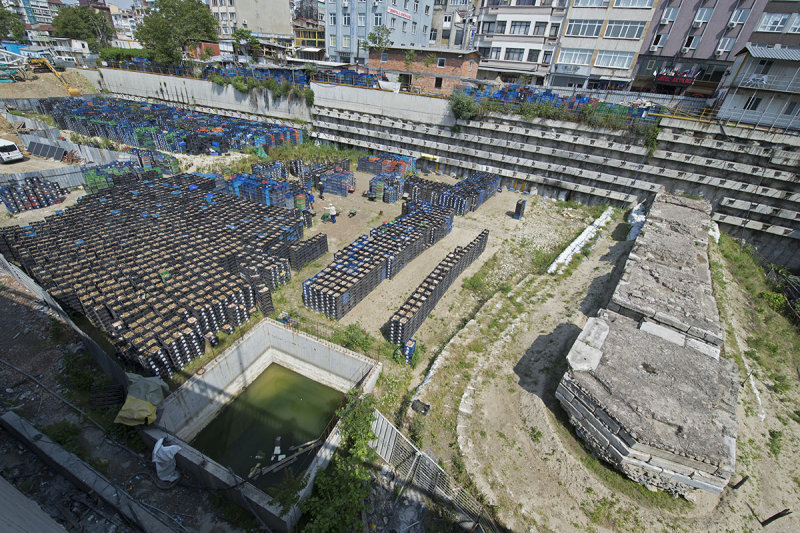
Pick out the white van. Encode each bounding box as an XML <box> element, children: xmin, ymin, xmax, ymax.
<box><xmin>0</xmin><ymin>139</ymin><xmax>25</xmax><ymax>163</ymax></box>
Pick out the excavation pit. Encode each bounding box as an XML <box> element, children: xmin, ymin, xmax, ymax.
<box><xmin>142</xmin><ymin>318</ymin><xmax>381</xmax><ymax>531</ymax></box>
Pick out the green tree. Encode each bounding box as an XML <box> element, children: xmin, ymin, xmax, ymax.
<box><xmin>360</xmin><ymin>25</ymin><xmax>391</xmax><ymax>72</ymax></box>
<box><xmin>0</xmin><ymin>7</ymin><xmax>25</xmax><ymax>42</ymax></box>
<box><xmin>450</xmin><ymin>90</ymin><xmax>480</xmax><ymax>120</ymax></box>
<box><xmin>300</xmin><ymin>390</ymin><xmax>377</xmax><ymax>532</ymax></box>
<box><xmin>135</xmin><ymin>0</ymin><xmax>218</xmax><ymax>65</ymax></box>
<box><xmin>52</xmin><ymin>6</ymin><xmax>114</xmax><ymax>52</ymax></box>
<box><xmin>231</xmin><ymin>28</ymin><xmax>259</xmax><ymax>65</ymax></box>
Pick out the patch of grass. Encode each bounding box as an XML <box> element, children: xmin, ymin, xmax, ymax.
<box><xmin>8</xmin><ymin>110</ymin><xmax>56</xmax><ymax>127</ymax></box>
<box><xmin>331</xmin><ymin>323</ymin><xmax>374</xmax><ymax>354</ymax></box>
<box><xmin>40</xmin><ymin>421</ymin><xmax>87</xmax><ymax>459</ymax></box>
<box><xmin>410</xmin><ymin>416</ymin><xmax>425</xmax><ymax>448</ymax></box>
<box><xmin>767</xmin><ymin>429</ymin><xmax>783</xmax><ymax>457</ymax></box>
<box><xmin>528</xmin><ymin>426</ymin><xmax>542</xmax><ymax>443</ymax></box>
<box><xmin>48</xmin><ymin>317</ymin><xmax>74</xmax><ymax>346</ymax></box>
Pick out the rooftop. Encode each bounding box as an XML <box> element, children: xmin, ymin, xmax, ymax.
<box><xmin>743</xmin><ymin>44</ymin><xmax>800</xmax><ymax>62</ymax></box>
<box><xmin>610</xmin><ymin>194</ymin><xmax>724</xmax><ymax>346</ymax></box>
<box><xmin>568</xmin><ymin>310</ymin><xmax>738</xmax><ymax>470</ymax></box>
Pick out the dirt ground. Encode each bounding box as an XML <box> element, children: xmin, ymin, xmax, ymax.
<box><xmin>0</xmin><ymin>69</ymin><xmax>97</xmax><ymax>99</ymax></box>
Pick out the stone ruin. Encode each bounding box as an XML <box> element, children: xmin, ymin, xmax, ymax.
<box><xmin>556</xmin><ymin>193</ymin><xmax>739</xmax><ymax>496</ymax></box>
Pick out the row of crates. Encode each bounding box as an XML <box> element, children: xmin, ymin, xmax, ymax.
<box><xmin>388</xmin><ymin>230</ymin><xmax>489</xmax><ymax>346</ymax></box>
<box><xmin>302</xmin><ymin>203</ymin><xmax>454</xmax><ymax>320</ymax></box>
<box><xmin>405</xmin><ymin>172</ymin><xmax>501</xmax><ymax>215</ymax></box>
<box><xmin>1</xmin><ymin>177</ymin><xmax>65</xmax><ymax>214</ymax></box>
<box><xmin>357</xmin><ymin>154</ymin><xmax>415</xmax><ymax>175</ymax></box>
<box><xmin>368</xmin><ymin>172</ymin><xmax>405</xmax><ymax>204</ymax></box>
<box><xmin>319</xmin><ymin>171</ymin><xmax>355</xmax><ymax>197</ymax></box>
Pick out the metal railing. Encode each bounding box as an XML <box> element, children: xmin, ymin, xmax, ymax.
<box><xmin>370</xmin><ymin>410</ymin><xmax>499</xmax><ymax>533</ymax></box>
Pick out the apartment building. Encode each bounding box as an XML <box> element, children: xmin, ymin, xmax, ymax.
<box><xmin>550</xmin><ymin>0</ymin><xmax>655</xmax><ymax>89</ymax></box>
<box><xmin>474</xmin><ymin>0</ymin><xmax>567</xmax><ymax>85</ymax></box>
<box><xmin>206</xmin><ymin>0</ymin><xmax>293</xmax><ymax>40</ymax></box>
<box><xmin>748</xmin><ymin>1</ymin><xmax>800</xmax><ymax>47</ymax></box>
<box><xmin>326</xmin><ymin>0</ymin><xmax>434</xmax><ymax>66</ymax></box>
<box><xmin>429</xmin><ymin>0</ymin><xmax>477</xmax><ymax>48</ymax></box>
<box><xmin>1</xmin><ymin>0</ymin><xmax>58</xmax><ymax>25</ymax></box>
<box><xmin>631</xmin><ymin>1</ymin><xmax>766</xmax><ymax>95</ymax></box>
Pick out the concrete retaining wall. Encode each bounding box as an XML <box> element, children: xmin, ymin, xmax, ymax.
<box><xmin>97</xmin><ymin>68</ymin><xmax>312</xmax><ymax>123</ymax></box>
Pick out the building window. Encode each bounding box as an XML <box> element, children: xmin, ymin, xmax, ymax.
<box><xmin>425</xmin><ymin>5</ymin><xmax>429</xmax><ymax>15</ymax></box>
<box><xmin>662</xmin><ymin>7</ymin><xmax>678</xmax><ymax>22</ymax></box>
<box><xmin>220</xmin><ymin>12</ymin><xmax>227</xmax><ymax>21</ymax></box>
<box><xmin>504</xmin><ymin>48</ymin><xmax>525</xmax><ymax>61</ymax></box>
<box><xmin>510</xmin><ymin>22</ymin><xmax>530</xmax><ymax>35</ymax></box>
<box><xmin>229</xmin><ymin>0</ymin><xmax>234</xmax><ymax>5</ymax></box>
<box><xmin>358</xmin><ymin>13</ymin><xmax>365</xmax><ymax>26</ymax></box>
<box><xmin>343</xmin><ymin>12</ymin><xmax>350</xmax><ymax>26</ymax></box>
<box><xmin>402</xmin><ymin>20</ymin><xmax>407</xmax><ymax>32</ymax></box>
<box><xmin>558</xmin><ymin>48</ymin><xmax>592</xmax><ymax>66</ymax></box>
<box><xmin>414</xmin><ymin>0</ymin><xmax>419</xmax><ymax>12</ymax></box>
<box><xmin>717</xmin><ymin>37</ymin><xmax>734</xmax><ymax>52</ymax></box>
<box><xmin>744</xmin><ymin>96</ymin><xmax>761</xmax><ymax>111</ymax></box>
<box><xmin>430</xmin><ymin>28</ymin><xmax>437</xmax><ymax>41</ymax></box>
<box><xmin>329</xmin><ymin>35</ymin><xmax>336</xmax><ymax>46</ymax></box>
<box><xmin>533</xmin><ymin>22</ymin><xmax>546</xmax><ymax>36</ymax></box>
<box><xmin>527</xmin><ymin>49</ymin><xmax>540</xmax><ymax>62</ymax></box>
<box><xmin>404</xmin><ymin>0</ymin><xmax>409</xmax><ymax>8</ymax></box>
<box><xmin>482</xmin><ymin>21</ymin><xmax>505</xmax><ymax>34</ymax></box>
<box><xmin>730</xmin><ymin>8</ymin><xmax>750</xmax><ymax>25</ymax></box>
<box><xmin>230</xmin><ymin>13</ymin><xmax>236</xmax><ymax>21</ymax></box>
<box><xmin>755</xmin><ymin>60</ymin><xmax>773</xmax><ymax>75</ymax></box>
<box><xmin>437</xmin><ymin>57</ymin><xmax>446</xmax><ymax>67</ymax></box>
<box><xmin>565</xmin><ymin>19</ymin><xmax>602</xmax><ymax>38</ymax></box>
<box><xmin>684</xmin><ymin>35</ymin><xmax>700</xmax><ymax>49</ymax></box>
<box><xmin>443</xmin><ymin>15</ymin><xmax>452</xmax><ymax>27</ymax></box>
<box><xmin>652</xmin><ymin>34</ymin><xmax>665</xmax><ymax>47</ymax></box>
<box><xmin>489</xmin><ymin>48</ymin><xmax>501</xmax><ymax>59</ymax></box>
<box><xmin>542</xmin><ymin>50</ymin><xmax>552</xmax><ymax>63</ymax></box>
<box><xmin>594</xmin><ymin>50</ymin><xmax>635</xmax><ymax>69</ymax></box>
<box><xmin>757</xmin><ymin>13</ymin><xmax>789</xmax><ymax>32</ymax></box>
<box><xmin>375</xmin><ymin>13</ymin><xmax>382</xmax><ymax>25</ymax></box>
<box><xmin>784</xmin><ymin>101</ymin><xmax>798</xmax><ymax>115</ymax></box>
<box><xmin>573</xmin><ymin>0</ymin><xmax>605</xmax><ymax>6</ymax></box>
<box><xmin>392</xmin><ymin>0</ymin><xmax>397</xmax><ymax>4</ymax></box>
<box><xmin>478</xmin><ymin>47</ymin><xmax>490</xmax><ymax>58</ymax></box>
<box><xmin>342</xmin><ymin>35</ymin><xmax>350</xmax><ymax>48</ymax></box>
<box><xmin>390</xmin><ymin>17</ymin><xmax>396</xmax><ymax>29</ymax></box>
<box><xmin>435</xmin><ymin>77</ymin><xmax>443</xmax><ymax>89</ymax></box>
<box><xmin>412</xmin><ymin>22</ymin><xmax>417</xmax><ymax>34</ymax></box>
<box><xmin>694</xmin><ymin>8</ymin><xmax>713</xmax><ymax>24</ymax></box>
<box><xmin>605</xmin><ymin>21</ymin><xmax>646</xmax><ymax>40</ymax></box>
<box><xmin>329</xmin><ymin>13</ymin><xmax>336</xmax><ymax>25</ymax></box>
<box><xmin>790</xmin><ymin>15</ymin><xmax>800</xmax><ymax>34</ymax></box>
<box><xmin>613</xmin><ymin>0</ymin><xmax>653</xmax><ymax>7</ymax></box>
<box><xmin>381</xmin><ymin>52</ymin><xmax>388</xmax><ymax>62</ymax></box>
<box><xmin>549</xmin><ymin>24</ymin><xmax>559</xmax><ymax>38</ymax></box>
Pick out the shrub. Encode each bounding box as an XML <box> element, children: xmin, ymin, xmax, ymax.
<box><xmin>230</xmin><ymin>76</ymin><xmax>249</xmax><ymax>92</ymax></box>
<box><xmin>449</xmin><ymin>90</ymin><xmax>480</xmax><ymax>120</ymax></box>
<box><xmin>304</xmin><ymin>87</ymin><xmax>315</xmax><ymax>107</ymax></box>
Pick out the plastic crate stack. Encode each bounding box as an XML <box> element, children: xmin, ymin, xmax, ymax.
<box><xmin>302</xmin><ymin>204</ymin><xmax>453</xmax><ymax>320</ymax></box>
<box><xmin>320</xmin><ymin>171</ymin><xmax>355</xmax><ymax>197</ymax></box>
<box><xmin>404</xmin><ymin>173</ymin><xmax>500</xmax><ymax>215</ymax></box>
<box><xmin>0</xmin><ymin>177</ymin><xmax>66</xmax><ymax>214</ymax></box>
<box><xmin>288</xmin><ymin>233</ymin><xmax>329</xmax><ymax>270</ymax></box>
<box><xmin>0</xmin><ymin>172</ymin><xmax>314</xmax><ymax>379</ymax></box>
<box><xmin>388</xmin><ymin>230</ymin><xmax>489</xmax><ymax>346</ymax></box>
<box><xmin>289</xmin><ymin>158</ymin><xmax>351</xmax><ymax>189</ymax></box>
<box><xmin>41</xmin><ymin>97</ymin><xmax>302</xmax><ymax>156</ymax></box>
<box><xmin>357</xmin><ymin>153</ymin><xmax>415</xmax><ymax>175</ymax></box>
<box><xmin>368</xmin><ymin>172</ymin><xmax>405</xmax><ymax>204</ymax></box>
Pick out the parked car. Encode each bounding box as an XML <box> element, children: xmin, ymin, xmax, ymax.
<box><xmin>0</xmin><ymin>139</ymin><xmax>25</xmax><ymax>163</ymax></box>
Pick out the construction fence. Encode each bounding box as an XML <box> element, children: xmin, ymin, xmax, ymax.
<box><xmin>370</xmin><ymin>410</ymin><xmax>498</xmax><ymax>533</ymax></box>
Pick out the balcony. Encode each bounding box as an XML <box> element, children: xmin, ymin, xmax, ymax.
<box><xmin>733</xmin><ymin>72</ymin><xmax>800</xmax><ymax>93</ymax></box>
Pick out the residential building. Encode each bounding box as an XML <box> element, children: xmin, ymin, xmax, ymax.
<box><xmin>474</xmin><ymin>0</ymin><xmax>567</xmax><ymax>85</ymax></box>
<box><xmin>550</xmin><ymin>0</ymin><xmax>656</xmax><ymax>89</ymax></box>
<box><xmin>716</xmin><ymin>44</ymin><xmax>800</xmax><ymax>130</ymax></box>
<box><xmin>205</xmin><ymin>0</ymin><xmax>293</xmax><ymax>41</ymax></box>
<box><xmin>1</xmin><ymin>0</ymin><xmax>57</xmax><ymax>25</ymax></box>
<box><xmin>294</xmin><ymin>17</ymin><xmax>326</xmax><ymax>60</ymax></box>
<box><xmin>631</xmin><ymin>1</ymin><xmax>767</xmax><ymax>96</ymax></box>
<box><xmin>748</xmin><ymin>1</ymin><xmax>800</xmax><ymax>47</ymax></box>
<box><xmin>430</xmin><ymin>0</ymin><xmax>477</xmax><ymax>49</ymax></box>
<box><xmin>368</xmin><ymin>44</ymin><xmax>480</xmax><ymax>92</ymax></box>
<box><xmin>326</xmin><ymin>0</ymin><xmax>435</xmax><ymax>66</ymax></box>
<box><xmin>24</xmin><ymin>22</ymin><xmax>55</xmax><ymax>47</ymax></box>
<box><xmin>109</xmin><ymin>4</ymin><xmax>137</xmax><ymax>40</ymax></box>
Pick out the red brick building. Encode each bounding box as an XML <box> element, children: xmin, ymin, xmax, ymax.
<box><xmin>368</xmin><ymin>46</ymin><xmax>481</xmax><ymax>96</ymax></box>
